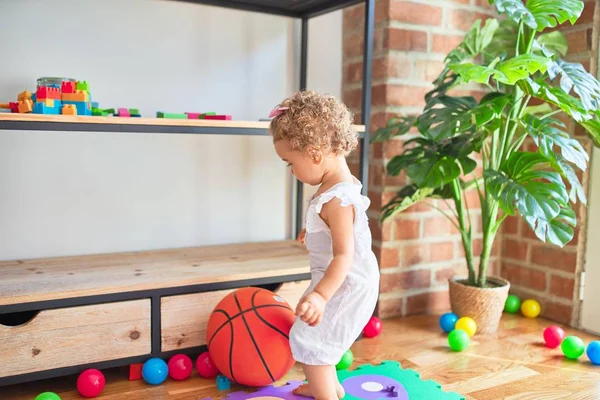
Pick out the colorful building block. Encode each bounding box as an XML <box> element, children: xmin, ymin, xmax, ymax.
<box><xmin>62</xmin><ymin>90</ymin><xmax>89</xmax><ymax>102</ymax></box>
<box><xmin>33</xmin><ymin>102</ymin><xmax>60</xmax><ymax>115</ymax></box>
<box><xmin>18</xmin><ymin>91</ymin><xmax>32</xmax><ymax>101</ymax></box>
<box><xmin>129</xmin><ymin>363</ymin><xmax>143</xmax><ymax>381</ymax></box>
<box><xmin>36</xmin><ymin>87</ymin><xmax>61</xmax><ymax>100</ymax></box>
<box><xmin>186</xmin><ymin>112</ymin><xmax>201</xmax><ymax>119</ymax></box>
<box><xmin>0</xmin><ymin>103</ymin><xmax>10</xmax><ymax>109</ymax></box>
<box><xmin>62</xmin><ymin>104</ymin><xmax>77</xmax><ymax>115</ymax></box>
<box><xmin>157</xmin><ymin>111</ymin><xmax>187</xmax><ymax>119</ymax></box>
<box><xmin>18</xmin><ymin>99</ymin><xmax>33</xmax><ymax>113</ymax></box>
<box><xmin>204</xmin><ymin>115</ymin><xmax>232</xmax><ymax>120</ymax></box>
<box><xmin>37</xmin><ymin>98</ymin><xmax>56</xmax><ymax>107</ymax></box>
<box><xmin>116</xmin><ymin>108</ymin><xmax>130</xmax><ymax>117</ymax></box>
<box><xmin>61</xmin><ymin>81</ymin><xmax>76</xmax><ymax>93</ymax></box>
<box><xmin>8</xmin><ymin>102</ymin><xmax>18</xmax><ymax>113</ymax></box>
<box><xmin>216</xmin><ymin>375</ymin><xmax>231</xmax><ymax>391</ymax></box>
<box><xmin>76</xmin><ymin>81</ymin><xmax>89</xmax><ymax>92</ymax></box>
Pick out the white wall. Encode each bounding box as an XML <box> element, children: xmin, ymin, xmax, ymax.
<box><xmin>0</xmin><ymin>0</ymin><xmax>342</xmax><ymax>260</ymax></box>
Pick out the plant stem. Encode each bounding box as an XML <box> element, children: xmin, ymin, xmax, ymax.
<box><xmin>451</xmin><ymin>179</ymin><xmax>475</xmax><ymax>285</ymax></box>
<box><xmin>479</xmin><ymin>194</ymin><xmax>499</xmax><ymax>287</ymax></box>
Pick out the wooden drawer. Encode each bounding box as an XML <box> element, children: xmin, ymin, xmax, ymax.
<box><xmin>0</xmin><ymin>300</ymin><xmax>151</xmax><ymax>378</ymax></box>
<box><xmin>161</xmin><ymin>280</ymin><xmax>310</xmax><ymax>352</ymax></box>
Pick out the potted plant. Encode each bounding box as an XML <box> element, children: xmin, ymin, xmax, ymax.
<box><xmin>371</xmin><ymin>0</ymin><xmax>600</xmax><ymax>333</ymax></box>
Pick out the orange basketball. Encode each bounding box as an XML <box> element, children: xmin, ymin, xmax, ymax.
<box><xmin>206</xmin><ymin>287</ymin><xmax>296</xmax><ymax>387</ymax></box>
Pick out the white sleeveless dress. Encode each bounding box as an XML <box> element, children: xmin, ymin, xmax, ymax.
<box><xmin>289</xmin><ymin>180</ymin><xmax>380</xmax><ymax>366</ymax></box>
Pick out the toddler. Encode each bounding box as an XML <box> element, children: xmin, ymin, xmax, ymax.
<box><xmin>269</xmin><ymin>90</ymin><xmax>380</xmax><ymax>400</ymax></box>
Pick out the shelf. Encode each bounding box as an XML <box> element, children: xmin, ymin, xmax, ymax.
<box><xmin>170</xmin><ymin>0</ymin><xmax>363</xmax><ymax>19</ymax></box>
<box><xmin>0</xmin><ymin>114</ymin><xmax>366</xmax><ymax>136</ymax></box>
<box><xmin>0</xmin><ymin>240</ymin><xmax>310</xmax><ymax>308</ymax></box>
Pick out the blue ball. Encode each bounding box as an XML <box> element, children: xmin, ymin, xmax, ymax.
<box><xmin>586</xmin><ymin>341</ymin><xmax>600</xmax><ymax>365</ymax></box>
<box><xmin>142</xmin><ymin>358</ymin><xmax>169</xmax><ymax>385</ymax></box>
<box><xmin>439</xmin><ymin>312</ymin><xmax>459</xmax><ymax>333</ymax></box>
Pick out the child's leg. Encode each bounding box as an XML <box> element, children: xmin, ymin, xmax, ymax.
<box><xmin>293</xmin><ymin>364</ymin><xmax>344</xmax><ymax>399</ymax></box>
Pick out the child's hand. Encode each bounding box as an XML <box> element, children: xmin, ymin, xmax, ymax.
<box><xmin>296</xmin><ymin>291</ymin><xmax>326</xmax><ymax>326</ymax></box>
<box><xmin>296</xmin><ymin>228</ymin><xmax>306</xmax><ymax>245</ymax></box>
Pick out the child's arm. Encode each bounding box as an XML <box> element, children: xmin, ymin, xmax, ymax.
<box><xmin>296</xmin><ymin>197</ymin><xmax>355</xmax><ymax>326</ymax></box>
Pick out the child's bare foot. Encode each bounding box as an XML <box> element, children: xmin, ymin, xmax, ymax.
<box><xmin>292</xmin><ymin>382</ymin><xmax>345</xmax><ymax>399</ymax></box>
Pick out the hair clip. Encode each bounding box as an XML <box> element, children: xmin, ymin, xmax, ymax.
<box><xmin>269</xmin><ymin>106</ymin><xmax>289</xmax><ymax>118</ymax></box>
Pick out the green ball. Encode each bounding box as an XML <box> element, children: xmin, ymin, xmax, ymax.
<box><xmin>336</xmin><ymin>349</ymin><xmax>354</xmax><ymax>370</ymax></box>
<box><xmin>448</xmin><ymin>329</ymin><xmax>470</xmax><ymax>352</ymax></box>
<box><xmin>504</xmin><ymin>294</ymin><xmax>521</xmax><ymax>313</ymax></box>
<box><xmin>562</xmin><ymin>335</ymin><xmax>585</xmax><ymax>359</ymax></box>
<box><xmin>35</xmin><ymin>393</ymin><xmax>62</xmax><ymax>400</ymax></box>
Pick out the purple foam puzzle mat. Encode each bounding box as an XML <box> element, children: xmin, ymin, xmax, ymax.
<box><xmin>199</xmin><ymin>361</ymin><xmax>464</xmax><ymax>399</ymax></box>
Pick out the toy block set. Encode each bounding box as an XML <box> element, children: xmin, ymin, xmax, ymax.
<box><xmin>1</xmin><ymin>77</ymin><xmax>235</xmax><ymax>121</ymax></box>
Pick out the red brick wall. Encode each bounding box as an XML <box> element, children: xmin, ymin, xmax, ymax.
<box><xmin>500</xmin><ymin>0</ymin><xmax>598</xmax><ymax>326</ymax></box>
<box><xmin>343</xmin><ymin>0</ymin><xmax>498</xmax><ymax>318</ymax></box>
<box><xmin>343</xmin><ymin>0</ymin><xmax>598</xmax><ymax>326</ymax></box>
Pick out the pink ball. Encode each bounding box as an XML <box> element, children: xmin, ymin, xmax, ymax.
<box><xmin>196</xmin><ymin>352</ymin><xmax>219</xmax><ymax>378</ymax></box>
<box><xmin>544</xmin><ymin>326</ymin><xmax>566</xmax><ymax>348</ymax></box>
<box><xmin>168</xmin><ymin>354</ymin><xmax>193</xmax><ymax>381</ymax></box>
<box><xmin>363</xmin><ymin>316</ymin><xmax>382</xmax><ymax>338</ymax></box>
<box><xmin>76</xmin><ymin>369</ymin><xmax>105</xmax><ymax>398</ymax></box>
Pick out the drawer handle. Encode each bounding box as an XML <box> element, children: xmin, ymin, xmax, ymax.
<box><xmin>0</xmin><ymin>310</ymin><xmax>40</xmax><ymax>327</ymax></box>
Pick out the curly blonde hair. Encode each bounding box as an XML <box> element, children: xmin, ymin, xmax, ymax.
<box><xmin>269</xmin><ymin>90</ymin><xmax>358</xmax><ymax>156</ymax></box>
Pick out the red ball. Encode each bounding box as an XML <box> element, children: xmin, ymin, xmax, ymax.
<box><xmin>363</xmin><ymin>316</ymin><xmax>382</xmax><ymax>338</ymax></box>
<box><xmin>206</xmin><ymin>287</ymin><xmax>296</xmax><ymax>387</ymax></box>
<box><xmin>168</xmin><ymin>354</ymin><xmax>193</xmax><ymax>380</ymax></box>
<box><xmin>76</xmin><ymin>369</ymin><xmax>105</xmax><ymax>398</ymax></box>
<box><xmin>196</xmin><ymin>352</ymin><xmax>219</xmax><ymax>378</ymax></box>
<box><xmin>544</xmin><ymin>325</ymin><xmax>566</xmax><ymax>348</ymax></box>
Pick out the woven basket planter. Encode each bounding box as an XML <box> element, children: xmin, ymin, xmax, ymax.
<box><xmin>448</xmin><ymin>276</ymin><xmax>510</xmax><ymax>334</ymax></box>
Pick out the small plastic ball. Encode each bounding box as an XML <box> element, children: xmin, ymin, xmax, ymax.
<box><xmin>543</xmin><ymin>326</ymin><xmax>566</xmax><ymax>349</ymax></box>
<box><xmin>455</xmin><ymin>317</ymin><xmax>477</xmax><ymax>337</ymax></box>
<box><xmin>439</xmin><ymin>312</ymin><xmax>459</xmax><ymax>333</ymax></box>
<box><xmin>586</xmin><ymin>341</ymin><xmax>600</xmax><ymax>365</ymax></box>
<box><xmin>336</xmin><ymin>349</ymin><xmax>354</xmax><ymax>370</ymax></box>
<box><xmin>448</xmin><ymin>329</ymin><xmax>470</xmax><ymax>352</ymax></box>
<box><xmin>168</xmin><ymin>354</ymin><xmax>193</xmax><ymax>381</ymax></box>
<box><xmin>363</xmin><ymin>316</ymin><xmax>382</xmax><ymax>338</ymax></box>
<box><xmin>504</xmin><ymin>294</ymin><xmax>521</xmax><ymax>314</ymax></box>
<box><xmin>521</xmin><ymin>299</ymin><xmax>541</xmax><ymax>318</ymax></box>
<box><xmin>76</xmin><ymin>369</ymin><xmax>105</xmax><ymax>398</ymax></box>
<box><xmin>196</xmin><ymin>352</ymin><xmax>219</xmax><ymax>378</ymax></box>
<box><xmin>34</xmin><ymin>393</ymin><xmax>62</xmax><ymax>400</ymax></box>
<box><xmin>561</xmin><ymin>336</ymin><xmax>585</xmax><ymax>360</ymax></box>
<box><xmin>142</xmin><ymin>358</ymin><xmax>169</xmax><ymax>385</ymax></box>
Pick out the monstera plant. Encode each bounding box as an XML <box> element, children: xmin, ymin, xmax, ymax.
<box><xmin>372</xmin><ymin>0</ymin><xmax>600</xmax><ymax>332</ymax></box>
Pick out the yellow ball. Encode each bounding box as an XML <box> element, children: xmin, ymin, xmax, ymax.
<box><xmin>455</xmin><ymin>317</ymin><xmax>477</xmax><ymax>337</ymax></box>
<box><xmin>521</xmin><ymin>299</ymin><xmax>541</xmax><ymax>318</ymax></box>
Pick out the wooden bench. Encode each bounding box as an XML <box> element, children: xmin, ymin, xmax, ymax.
<box><xmin>0</xmin><ymin>240</ymin><xmax>310</xmax><ymax>386</ymax></box>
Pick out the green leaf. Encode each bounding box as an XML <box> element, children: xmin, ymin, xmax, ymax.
<box><xmin>451</xmin><ymin>54</ymin><xmax>549</xmax><ymax>86</ymax></box>
<box><xmin>371</xmin><ymin>116</ymin><xmax>417</xmax><ymax>143</ymax></box>
<box><xmin>520</xmin><ymin>78</ymin><xmax>587</xmax><ymax>122</ymax></box>
<box><xmin>521</xmin><ymin>114</ymin><xmax>589</xmax><ymax>170</ymax></box>
<box><xmin>407</xmin><ymin>155</ymin><xmax>462</xmax><ymax>188</ymax></box>
<box><xmin>418</xmin><ymin>95</ymin><xmax>478</xmax><ymax>140</ymax></box>
<box><xmin>485</xmin><ymin>151</ymin><xmax>568</xmax><ymax>221</ymax></box>
<box><xmin>491</xmin><ymin>0</ymin><xmax>537</xmax><ymax>29</ymax></box>
<box><xmin>578</xmin><ymin>118</ymin><xmax>600</xmax><ymax>147</ymax></box>
<box><xmin>536</xmin><ymin>31</ymin><xmax>568</xmax><ymax>57</ymax></box>
<box><xmin>524</xmin><ymin>205</ymin><xmax>576</xmax><ymax>247</ymax></box>
<box><xmin>485</xmin><ymin>19</ymin><xmax>519</xmax><ymax>60</ymax></box>
<box><xmin>526</xmin><ymin>0</ymin><xmax>584</xmax><ymax>31</ymax></box>
<box><xmin>381</xmin><ymin>186</ymin><xmax>434</xmax><ymax>221</ymax></box>
<box><xmin>446</xmin><ymin>18</ymin><xmax>500</xmax><ymax>64</ymax></box>
<box><xmin>490</xmin><ymin>0</ymin><xmax>584</xmax><ymax>32</ymax></box>
<box><xmin>551</xmin><ymin>155</ymin><xmax>587</xmax><ymax>204</ymax></box>
<box><xmin>459</xmin><ymin>157</ymin><xmax>478</xmax><ymax>174</ymax></box>
<box><xmin>547</xmin><ymin>59</ymin><xmax>600</xmax><ymax>112</ymax></box>
<box><xmin>449</xmin><ymin>63</ymin><xmax>496</xmax><ymax>84</ymax></box>
<box><xmin>495</xmin><ymin>54</ymin><xmax>550</xmax><ymax>84</ymax></box>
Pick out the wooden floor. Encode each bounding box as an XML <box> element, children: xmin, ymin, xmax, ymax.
<box><xmin>3</xmin><ymin>314</ymin><xmax>600</xmax><ymax>399</ymax></box>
